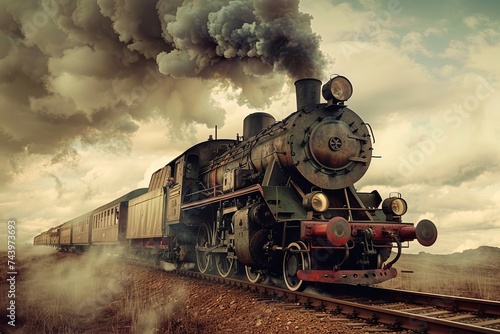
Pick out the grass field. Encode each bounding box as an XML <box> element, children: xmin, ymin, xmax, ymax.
<box><xmin>0</xmin><ymin>248</ymin><xmax>207</xmax><ymax>334</ymax></box>
<box><xmin>379</xmin><ymin>246</ymin><xmax>500</xmax><ymax>300</ymax></box>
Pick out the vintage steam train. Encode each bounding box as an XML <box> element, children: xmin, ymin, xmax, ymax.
<box><xmin>34</xmin><ymin>76</ymin><xmax>437</xmax><ymax>291</ymax></box>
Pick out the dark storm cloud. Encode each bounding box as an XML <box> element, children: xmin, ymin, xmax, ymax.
<box><xmin>0</xmin><ymin>0</ymin><xmax>327</xmax><ymax>187</ymax></box>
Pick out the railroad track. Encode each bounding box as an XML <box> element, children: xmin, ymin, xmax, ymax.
<box><xmin>175</xmin><ymin>269</ymin><xmax>500</xmax><ymax>334</ymax></box>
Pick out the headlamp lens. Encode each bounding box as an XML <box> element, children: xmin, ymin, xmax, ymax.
<box><xmin>382</xmin><ymin>197</ymin><xmax>408</xmax><ymax>216</ymax></box>
<box><xmin>391</xmin><ymin>198</ymin><xmax>407</xmax><ymax>216</ymax></box>
<box><xmin>311</xmin><ymin>193</ymin><xmax>329</xmax><ymax>212</ymax></box>
<box><xmin>330</xmin><ymin>76</ymin><xmax>352</xmax><ymax>101</ymax></box>
<box><xmin>303</xmin><ymin>192</ymin><xmax>330</xmax><ymax>213</ymax></box>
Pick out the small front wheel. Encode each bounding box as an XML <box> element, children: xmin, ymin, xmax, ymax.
<box><xmin>283</xmin><ymin>241</ymin><xmax>310</xmax><ymax>291</ymax></box>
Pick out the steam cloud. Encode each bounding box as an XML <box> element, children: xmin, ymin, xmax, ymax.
<box><xmin>0</xmin><ymin>0</ymin><xmax>326</xmax><ymax>187</ymax></box>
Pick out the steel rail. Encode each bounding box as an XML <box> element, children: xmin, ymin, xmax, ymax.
<box><xmin>176</xmin><ymin>270</ymin><xmax>500</xmax><ymax>334</ymax></box>
<box><xmin>349</xmin><ymin>285</ymin><xmax>500</xmax><ymax>316</ymax></box>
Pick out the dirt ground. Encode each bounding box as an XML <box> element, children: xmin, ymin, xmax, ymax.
<box><xmin>0</xmin><ymin>248</ymin><xmax>371</xmax><ymax>334</ymax></box>
<box><xmin>1</xmin><ymin>246</ymin><xmax>498</xmax><ymax>333</ymax></box>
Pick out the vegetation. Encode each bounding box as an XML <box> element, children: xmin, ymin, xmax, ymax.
<box><xmin>0</xmin><ymin>248</ymin><xmax>209</xmax><ymax>334</ymax></box>
<box><xmin>1</xmin><ymin>246</ymin><xmax>499</xmax><ymax>333</ymax></box>
<box><xmin>380</xmin><ymin>246</ymin><xmax>500</xmax><ymax>300</ymax></box>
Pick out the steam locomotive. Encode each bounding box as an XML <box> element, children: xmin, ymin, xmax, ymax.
<box><xmin>34</xmin><ymin>76</ymin><xmax>437</xmax><ymax>291</ymax></box>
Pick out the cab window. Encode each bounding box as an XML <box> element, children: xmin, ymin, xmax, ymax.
<box><xmin>185</xmin><ymin>154</ymin><xmax>200</xmax><ymax>179</ymax></box>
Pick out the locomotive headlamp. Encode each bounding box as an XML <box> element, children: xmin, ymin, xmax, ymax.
<box><xmin>322</xmin><ymin>75</ymin><xmax>353</xmax><ymax>103</ymax></box>
<box><xmin>382</xmin><ymin>197</ymin><xmax>408</xmax><ymax>216</ymax></box>
<box><xmin>303</xmin><ymin>192</ymin><xmax>329</xmax><ymax>213</ymax></box>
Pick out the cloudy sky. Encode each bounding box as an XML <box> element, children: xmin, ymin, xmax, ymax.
<box><xmin>1</xmin><ymin>0</ymin><xmax>499</xmax><ymax>255</ymax></box>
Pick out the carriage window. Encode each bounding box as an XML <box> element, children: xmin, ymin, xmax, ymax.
<box><xmin>185</xmin><ymin>154</ymin><xmax>200</xmax><ymax>179</ymax></box>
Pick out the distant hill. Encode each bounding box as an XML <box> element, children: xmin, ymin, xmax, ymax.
<box><xmin>419</xmin><ymin>245</ymin><xmax>500</xmax><ymax>257</ymax></box>
<box><xmin>397</xmin><ymin>246</ymin><xmax>500</xmax><ymax>268</ymax></box>
<box><xmin>451</xmin><ymin>245</ymin><xmax>500</xmax><ymax>259</ymax></box>
<box><xmin>381</xmin><ymin>246</ymin><xmax>500</xmax><ymax>299</ymax></box>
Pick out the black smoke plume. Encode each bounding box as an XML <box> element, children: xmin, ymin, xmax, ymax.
<box><xmin>0</xmin><ymin>0</ymin><xmax>326</xmax><ymax>186</ymax></box>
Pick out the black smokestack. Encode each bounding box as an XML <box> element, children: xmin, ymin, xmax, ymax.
<box><xmin>295</xmin><ymin>78</ymin><xmax>321</xmax><ymax>110</ymax></box>
<box><xmin>0</xmin><ymin>0</ymin><xmax>328</xmax><ymax>187</ymax></box>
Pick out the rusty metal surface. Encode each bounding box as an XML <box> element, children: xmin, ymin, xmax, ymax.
<box><xmin>243</xmin><ymin>112</ymin><xmax>275</xmax><ymax>139</ymax></box>
<box><xmin>180</xmin><ymin>184</ymin><xmax>264</xmax><ymax>211</ymax></box>
<box><xmin>203</xmin><ymin>104</ymin><xmax>372</xmax><ymax>192</ymax></box>
<box><xmin>300</xmin><ymin>220</ymin><xmax>425</xmax><ymax>245</ymax></box>
<box><xmin>287</xmin><ymin>106</ymin><xmax>372</xmax><ymax>190</ymax></box>
<box><xmin>297</xmin><ymin>267</ymin><xmax>397</xmax><ymax>285</ymax></box>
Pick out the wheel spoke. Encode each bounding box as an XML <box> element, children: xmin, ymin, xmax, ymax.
<box><xmin>196</xmin><ymin>223</ymin><xmax>212</xmax><ymax>273</ymax></box>
<box><xmin>216</xmin><ymin>253</ymin><xmax>233</xmax><ymax>277</ymax></box>
<box><xmin>215</xmin><ymin>221</ymin><xmax>235</xmax><ymax>277</ymax></box>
